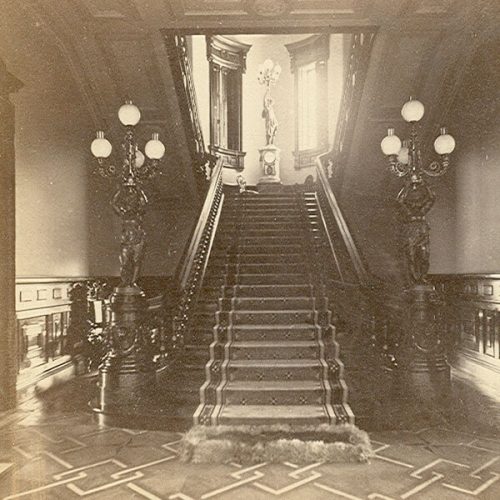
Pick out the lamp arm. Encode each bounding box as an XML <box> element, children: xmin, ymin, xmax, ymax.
<box><xmin>422</xmin><ymin>155</ymin><xmax>449</xmax><ymax>177</ymax></box>
<box><xmin>95</xmin><ymin>158</ymin><xmax>119</xmax><ymax>179</ymax></box>
<box><xmin>388</xmin><ymin>156</ymin><xmax>411</xmax><ymax>177</ymax></box>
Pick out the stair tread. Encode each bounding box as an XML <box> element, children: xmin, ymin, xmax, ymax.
<box><xmin>231</xmin><ymin>340</ymin><xmax>318</xmax><ymax>347</ymax></box>
<box><xmin>233</xmin><ymin>309</ymin><xmax>314</xmax><ymax>313</ymax></box>
<box><xmin>225</xmin><ymin>381</ymin><xmax>323</xmax><ymax>390</ymax></box>
<box><xmin>232</xmin><ymin>324</ymin><xmax>317</xmax><ymax>330</ymax></box>
<box><xmin>229</xmin><ymin>359</ymin><xmax>323</xmax><ymax>367</ymax></box>
<box><xmin>235</xmin><ymin>296</ymin><xmax>313</xmax><ymax>300</ymax></box>
<box><xmin>219</xmin><ymin>405</ymin><xmax>330</xmax><ymax>418</ymax></box>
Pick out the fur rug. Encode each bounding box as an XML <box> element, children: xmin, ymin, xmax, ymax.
<box><xmin>181</xmin><ymin>423</ymin><xmax>372</xmax><ymax>464</ymax></box>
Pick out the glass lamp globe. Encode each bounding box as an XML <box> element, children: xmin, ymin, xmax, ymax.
<box><xmin>90</xmin><ymin>131</ymin><xmax>112</xmax><ymax>158</ymax></box>
<box><xmin>118</xmin><ymin>101</ymin><xmax>141</xmax><ymax>126</ymax></box>
<box><xmin>145</xmin><ymin>133</ymin><xmax>165</xmax><ymax>160</ymax></box>
<box><xmin>401</xmin><ymin>97</ymin><xmax>425</xmax><ymax>123</ymax></box>
<box><xmin>381</xmin><ymin>128</ymin><xmax>402</xmax><ymax>156</ymax></box>
<box><xmin>397</xmin><ymin>143</ymin><xmax>409</xmax><ymax>165</ymax></box>
<box><xmin>434</xmin><ymin>127</ymin><xmax>456</xmax><ymax>155</ymax></box>
<box><xmin>263</xmin><ymin>59</ymin><xmax>273</xmax><ymax>70</ymax></box>
<box><xmin>135</xmin><ymin>149</ymin><xmax>145</xmax><ymax>168</ymax></box>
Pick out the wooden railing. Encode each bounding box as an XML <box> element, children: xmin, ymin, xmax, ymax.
<box><xmin>431</xmin><ymin>273</ymin><xmax>500</xmax><ymax>368</ymax></box>
<box><xmin>172</xmin><ymin>157</ymin><xmax>224</xmax><ymax>354</ymax></box>
<box><xmin>315</xmin><ymin>159</ymin><xmax>369</xmax><ymax>286</ymax></box>
<box><xmin>314</xmin><ymin>160</ymin><xmax>404</xmax><ymax>369</ymax></box>
<box><xmin>164</xmin><ymin>32</ymin><xmax>214</xmax><ymax>195</ymax></box>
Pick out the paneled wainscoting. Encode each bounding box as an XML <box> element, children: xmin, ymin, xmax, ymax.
<box><xmin>15</xmin><ymin>278</ymin><xmax>86</xmax><ymax>393</ymax></box>
<box><xmin>431</xmin><ymin>274</ymin><xmax>500</xmax><ymax>398</ymax></box>
<box><xmin>14</xmin><ymin>276</ymin><xmax>173</xmax><ymax>396</ymax></box>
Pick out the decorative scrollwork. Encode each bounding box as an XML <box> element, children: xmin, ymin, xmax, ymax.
<box><xmin>422</xmin><ymin>158</ymin><xmax>448</xmax><ymax>177</ymax></box>
<box><xmin>95</xmin><ymin>159</ymin><xmax>118</xmax><ymax>179</ymax></box>
<box><xmin>390</xmin><ymin>160</ymin><xmax>411</xmax><ymax>177</ymax></box>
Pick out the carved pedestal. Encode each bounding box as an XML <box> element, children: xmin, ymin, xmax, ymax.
<box><xmin>257</xmin><ymin>144</ymin><xmax>282</xmax><ymax>192</ymax></box>
<box><xmin>398</xmin><ymin>283</ymin><xmax>450</xmax><ymax>403</ymax></box>
<box><xmin>96</xmin><ymin>286</ymin><xmax>157</xmax><ymax>417</ymax></box>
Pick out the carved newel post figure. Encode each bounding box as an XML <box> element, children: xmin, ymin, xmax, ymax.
<box><xmin>381</xmin><ymin>97</ymin><xmax>456</xmax><ymax>403</ymax></box>
<box><xmin>89</xmin><ymin>101</ymin><xmax>165</xmax><ymax>421</ymax></box>
<box><xmin>257</xmin><ymin>59</ymin><xmax>282</xmax><ymax>192</ymax></box>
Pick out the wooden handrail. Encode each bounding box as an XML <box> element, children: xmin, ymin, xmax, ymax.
<box><xmin>164</xmin><ymin>33</ymin><xmax>206</xmax><ymax>159</ymax></box>
<box><xmin>315</xmin><ymin>158</ymin><xmax>370</xmax><ymax>286</ymax></box>
<box><xmin>170</xmin><ymin>156</ymin><xmax>224</xmax><ymax>356</ymax></box>
<box><xmin>178</xmin><ymin>157</ymin><xmax>224</xmax><ymax>291</ymax></box>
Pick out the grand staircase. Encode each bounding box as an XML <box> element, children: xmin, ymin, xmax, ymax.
<box><xmin>191</xmin><ymin>190</ymin><xmax>354</xmax><ymax>426</ymax></box>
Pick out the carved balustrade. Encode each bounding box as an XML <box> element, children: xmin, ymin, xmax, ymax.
<box><xmin>172</xmin><ymin>157</ymin><xmax>224</xmax><ymax>357</ymax></box>
<box><xmin>314</xmin><ymin>159</ymin><xmax>405</xmax><ymax>370</ymax></box>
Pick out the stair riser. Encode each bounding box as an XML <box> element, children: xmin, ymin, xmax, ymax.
<box><xmin>217</xmin><ymin>229</ymin><xmax>305</xmax><ymax>238</ymax></box>
<box><xmin>228</xmin><ymin>285</ymin><xmax>313</xmax><ymax>297</ymax></box>
<box><xmin>206</xmin><ymin>263</ymin><xmax>306</xmax><ymax>276</ymax></box>
<box><xmin>233</xmin><ymin>275</ymin><xmax>309</xmax><ymax>286</ymax></box>
<box><xmin>231</xmin><ymin>329</ymin><xmax>318</xmax><ymax>342</ymax></box>
<box><xmin>230</xmin><ymin>311</ymin><xmax>316</xmax><ymax>324</ymax></box>
<box><xmin>221</xmin><ymin>216</ymin><xmax>305</xmax><ymax>224</ymax></box>
<box><xmin>212</xmin><ymin>245</ymin><xmax>304</xmax><ymax>255</ymax></box>
<box><xmin>227</xmin><ymin>365</ymin><xmax>324</xmax><ymax>382</ymax></box>
<box><xmin>223</xmin><ymin>389</ymin><xmax>327</xmax><ymax>406</ymax></box>
<box><xmin>228</xmin><ymin>344</ymin><xmax>321</xmax><ymax>360</ymax></box>
<box><xmin>215</xmin><ymin>236</ymin><xmax>304</xmax><ymax>246</ymax></box>
<box><xmin>231</xmin><ymin>297</ymin><xmax>315</xmax><ymax>310</ymax></box>
<box><xmin>210</xmin><ymin>254</ymin><xmax>304</xmax><ymax>264</ymax></box>
<box><xmin>218</xmin><ymin>223</ymin><xmax>305</xmax><ymax>231</ymax></box>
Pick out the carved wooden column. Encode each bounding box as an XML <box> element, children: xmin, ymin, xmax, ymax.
<box><xmin>207</xmin><ymin>35</ymin><xmax>250</xmax><ymax>171</ymax></box>
<box><xmin>0</xmin><ymin>59</ymin><xmax>23</xmax><ymax>410</ymax></box>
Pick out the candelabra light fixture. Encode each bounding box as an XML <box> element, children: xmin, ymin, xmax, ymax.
<box><xmin>380</xmin><ymin>97</ymin><xmax>456</xmax><ymax>401</ymax></box>
<box><xmin>258</xmin><ymin>58</ymin><xmax>282</xmax><ymax>88</ymax></box>
<box><xmin>381</xmin><ymin>96</ymin><xmax>456</xmax><ymax>181</ymax></box>
<box><xmin>380</xmin><ymin>96</ymin><xmax>456</xmax><ymax>284</ymax></box>
<box><xmin>90</xmin><ymin>100</ymin><xmax>165</xmax><ymax>290</ymax></box>
<box><xmin>89</xmin><ymin>101</ymin><xmax>166</xmax><ymax>418</ymax></box>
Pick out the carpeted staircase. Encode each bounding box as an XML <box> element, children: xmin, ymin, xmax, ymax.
<box><xmin>192</xmin><ymin>190</ymin><xmax>354</xmax><ymax>426</ymax></box>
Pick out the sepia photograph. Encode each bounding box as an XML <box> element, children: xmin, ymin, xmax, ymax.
<box><xmin>0</xmin><ymin>0</ymin><xmax>499</xmax><ymax>498</ymax></box>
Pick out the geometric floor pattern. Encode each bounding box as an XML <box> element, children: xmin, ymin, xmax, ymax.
<box><xmin>1</xmin><ymin>412</ymin><xmax>500</xmax><ymax>499</ymax></box>
<box><xmin>1</xmin><ymin>372</ymin><xmax>499</xmax><ymax>500</ymax></box>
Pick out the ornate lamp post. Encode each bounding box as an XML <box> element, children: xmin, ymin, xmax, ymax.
<box><xmin>381</xmin><ymin>96</ymin><xmax>456</xmax><ymax>401</ymax></box>
<box><xmin>257</xmin><ymin>58</ymin><xmax>282</xmax><ymax>191</ymax></box>
<box><xmin>90</xmin><ymin>101</ymin><xmax>165</xmax><ymax>416</ymax></box>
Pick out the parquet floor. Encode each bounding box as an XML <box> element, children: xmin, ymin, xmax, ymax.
<box><xmin>0</xmin><ymin>375</ymin><xmax>499</xmax><ymax>499</ymax></box>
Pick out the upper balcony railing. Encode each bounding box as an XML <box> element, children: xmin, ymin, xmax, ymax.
<box><xmin>324</xmin><ymin>32</ymin><xmax>375</xmax><ymax>190</ymax></box>
<box><xmin>164</xmin><ymin>33</ymin><xmax>215</xmax><ymax>195</ymax></box>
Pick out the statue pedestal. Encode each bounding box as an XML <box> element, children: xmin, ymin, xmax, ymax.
<box><xmin>397</xmin><ymin>283</ymin><xmax>450</xmax><ymax>405</ymax></box>
<box><xmin>257</xmin><ymin>145</ymin><xmax>282</xmax><ymax>192</ymax></box>
<box><xmin>94</xmin><ymin>286</ymin><xmax>158</xmax><ymax>421</ymax></box>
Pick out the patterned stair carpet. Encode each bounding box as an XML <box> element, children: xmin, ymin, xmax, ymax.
<box><xmin>193</xmin><ymin>191</ymin><xmax>354</xmax><ymax>426</ymax></box>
